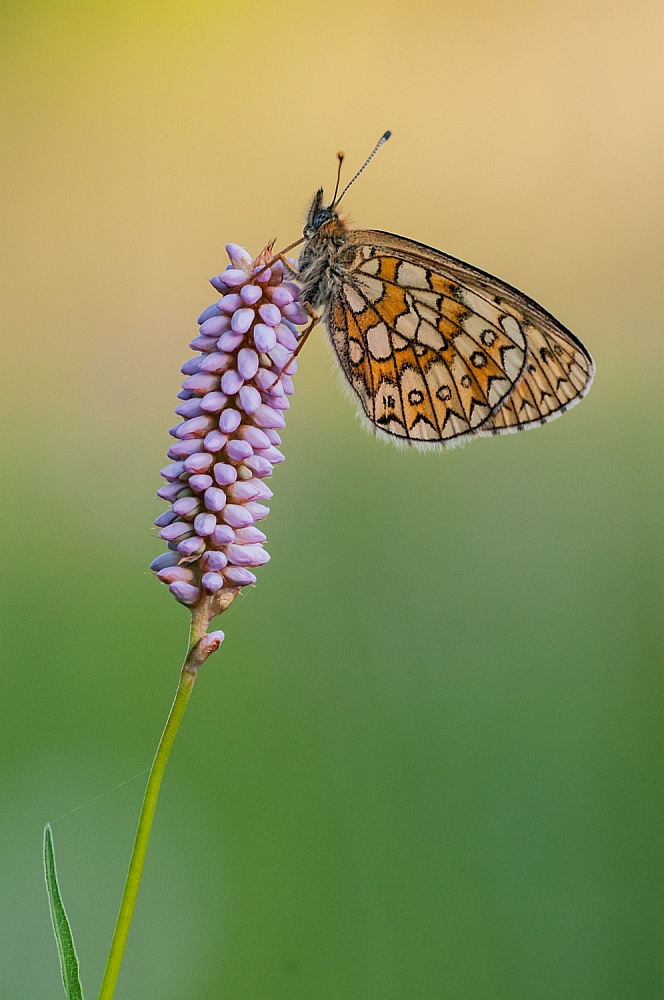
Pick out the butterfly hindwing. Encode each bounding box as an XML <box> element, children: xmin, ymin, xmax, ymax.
<box><xmin>326</xmin><ymin>231</ymin><xmax>594</xmax><ymax>446</ymax></box>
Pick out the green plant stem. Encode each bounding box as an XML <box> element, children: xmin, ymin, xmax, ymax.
<box><xmin>97</xmin><ymin>603</ymin><xmax>211</xmax><ymax>1000</ymax></box>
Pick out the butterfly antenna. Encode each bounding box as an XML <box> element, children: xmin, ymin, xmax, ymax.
<box><xmin>331</xmin><ymin>151</ymin><xmax>345</xmax><ymax>205</ymax></box>
<box><xmin>332</xmin><ymin>130</ymin><xmax>391</xmax><ymax>208</ymax></box>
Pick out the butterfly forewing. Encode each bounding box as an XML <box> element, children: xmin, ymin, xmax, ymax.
<box><xmin>325</xmin><ymin>230</ymin><xmax>594</xmax><ymax>447</ymax></box>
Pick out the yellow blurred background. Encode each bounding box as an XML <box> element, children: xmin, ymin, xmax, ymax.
<box><xmin>1</xmin><ymin>2</ymin><xmax>662</xmax><ymax>998</ymax></box>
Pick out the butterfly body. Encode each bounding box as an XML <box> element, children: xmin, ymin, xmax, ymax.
<box><xmin>296</xmin><ymin>189</ymin><xmax>594</xmax><ymax>449</ymax></box>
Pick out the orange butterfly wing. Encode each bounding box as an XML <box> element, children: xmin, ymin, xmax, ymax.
<box><xmin>326</xmin><ymin>231</ymin><xmax>594</xmax><ymax>446</ymax></box>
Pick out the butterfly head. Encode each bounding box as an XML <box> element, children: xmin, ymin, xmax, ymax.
<box><xmin>303</xmin><ymin>188</ymin><xmax>343</xmax><ymax>239</ymax></box>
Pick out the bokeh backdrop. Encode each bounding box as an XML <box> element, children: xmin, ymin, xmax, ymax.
<box><xmin>1</xmin><ymin>1</ymin><xmax>662</xmax><ymax>998</ymax></box>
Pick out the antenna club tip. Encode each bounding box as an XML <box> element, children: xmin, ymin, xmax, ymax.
<box><xmin>337</xmin><ymin>151</ymin><xmax>344</xmax><ymax>159</ymax></box>
<box><xmin>382</xmin><ymin>130</ymin><xmax>392</xmax><ymax>141</ymax></box>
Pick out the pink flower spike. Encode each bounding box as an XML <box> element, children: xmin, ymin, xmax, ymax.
<box><xmin>245</xmin><ymin>502</ymin><xmax>270</xmax><ymax>521</ymax></box>
<box><xmin>283</xmin><ymin>302</ymin><xmax>308</xmax><ymax>324</ymax></box>
<box><xmin>197</xmin><ymin>630</ymin><xmax>226</xmax><ymax>655</ymax></box>
<box><xmin>159</xmin><ymin>521</ymin><xmax>191</xmax><ymax>541</ymax></box>
<box><xmin>200</xmin><ymin>314</ymin><xmax>230</xmax><ymax>338</ymax></box>
<box><xmin>253</xmin><ymin>404</ymin><xmax>286</xmax><ymax>429</ymax></box>
<box><xmin>157</xmin><ymin>566</ymin><xmax>195</xmax><ymax>585</ymax></box>
<box><xmin>226</xmin><ymin>543</ymin><xmax>270</xmax><ymax>566</ymax></box>
<box><xmin>238</xmin><ymin>385</ymin><xmax>261</xmax><ymax>414</ymax></box>
<box><xmin>219</xmin><ymin>293</ymin><xmax>242</xmax><ymax>314</ymax></box>
<box><xmin>201</xmin><ymin>550</ymin><xmax>227</xmax><ymax>572</ymax></box>
<box><xmin>168</xmin><ymin>439</ymin><xmax>204</xmax><ymax>459</ymax></box>
<box><xmin>211</xmin><ymin>524</ymin><xmax>235</xmax><ymax>547</ymax></box>
<box><xmin>234</xmin><ymin>526</ymin><xmax>267</xmax><ymax>543</ymax></box>
<box><xmin>258</xmin><ymin>303</ymin><xmax>281</xmax><ymax>327</ymax></box>
<box><xmin>220</xmin><ymin>369</ymin><xmax>244</xmax><ymax>395</ymax></box>
<box><xmin>238</xmin><ymin>425</ymin><xmax>271</xmax><ymax>449</ymax></box>
<box><xmin>184</xmin><ymin>453</ymin><xmax>214</xmax><ymax>473</ymax></box>
<box><xmin>254</xmin><ymin>367</ymin><xmax>280</xmax><ymax>392</ymax></box>
<box><xmin>213</xmin><ymin>462</ymin><xmax>237</xmax><ymax>486</ymax></box>
<box><xmin>175</xmin><ymin>397</ymin><xmax>204</xmax><ymax>418</ymax></box>
<box><xmin>225</xmin><ymin>439</ymin><xmax>253</xmax><ymax>462</ymax></box>
<box><xmin>182</xmin><ymin>373</ymin><xmax>220</xmax><ymax>394</ymax></box>
<box><xmin>253</xmin><ymin>324</ymin><xmax>277</xmax><ymax>353</ymax></box>
<box><xmin>268</xmin><ymin>344</ymin><xmax>293</xmax><ymax>370</ymax></box>
<box><xmin>203</xmin><ymin>430</ymin><xmax>228</xmax><ymax>453</ymax></box>
<box><xmin>174</xmin><ymin>415</ymin><xmax>214</xmax><ymax>439</ymax></box>
<box><xmin>169</xmin><ymin>581</ymin><xmax>201</xmax><ymax>605</ymax></box>
<box><xmin>157</xmin><ymin>482</ymin><xmax>184</xmax><ymax>502</ymax></box>
<box><xmin>240</xmin><ymin>284</ymin><xmax>262</xmax><ymax>305</ymax></box>
<box><xmin>252</xmin><ymin>480</ymin><xmax>273</xmax><ymax>500</ymax></box>
<box><xmin>202</xmin><ymin>572</ymin><xmax>225</xmax><ymax>593</ymax></box>
<box><xmin>161</xmin><ymin>462</ymin><xmax>186</xmax><ymax>481</ymax></box>
<box><xmin>203</xmin><ymin>487</ymin><xmax>227</xmax><ymax>512</ymax></box>
<box><xmin>197</xmin><ymin>303</ymin><xmax>221</xmax><ymax>325</ymax></box>
<box><xmin>237</xmin><ymin>348</ymin><xmax>259</xmax><ymax>380</ymax></box>
<box><xmin>194</xmin><ymin>513</ymin><xmax>217</xmax><ymax>536</ymax></box>
<box><xmin>267</xmin><ymin>286</ymin><xmax>293</xmax><ymax>307</ymax></box>
<box><xmin>200</xmin><ymin>352</ymin><xmax>232</xmax><ymax>374</ymax></box>
<box><xmin>221</xmin><ymin>268</ymin><xmax>249</xmax><ymax>287</ymax></box>
<box><xmin>189</xmin><ymin>335</ymin><xmax>219</xmax><ymax>352</ymax></box>
<box><xmin>276</xmin><ymin>324</ymin><xmax>298</xmax><ymax>351</ymax></box>
<box><xmin>200</xmin><ymin>391</ymin><xmax>228</xmax><ymax>413</ymax></box>
<box><xmin>226</xmin><ymin>480</ymin><xmax>261</xmax><ymax>502</ymax></box>
<box><xmin>154</xmin><ymin>511</ymin><xmax>177</xmax><ymax>527</ymax></box>
<box><xmin>217</xmin><ymin>331</ymin><xmax>245</xmax><ymax>352</ymax></box>
<box><xmin>172</xmin><ymin>497</ymin><xmax>200</xmax><ymax>516</ymax></box>
<box><xmin>188</xmin><ymin>474</ymin><xmax>213</xmax><ymax>493</ymax></box>
<box><xmin>178</xmin><ymin>536</ymin><xmax>206</xmax><ymax>558</ymax></box>
<box><xmin>224</xmin><ymin>566</ymin><xmax>257</xmax><ymax>586</ymax></box>
<box><xmin>231</xmin><ymin>308</ymin><xmax>255</xmax><ymax>334</ymax></box>
<box><xmin>244</xmin><ymin>455</ymin><xmax>273</xmax><ymax>477</ymax></box>
<box><xmin>225</xmin><ymin>243</ymin><xmax>253</xmax><ymax>269</ymax></box>
<box><xmin>218</xmin><ymin>408</ymin><xmax>242</xmax><ymax>433</ymax></box>
<box><xmin>222</xmin><ymin>504</ymin><xmax>254</xmax><ymax>528</ymax></box>
<box><xmin>151</xmin><ymin>240</ymin><xmax>297</xmax><ymax>603</ymax></box>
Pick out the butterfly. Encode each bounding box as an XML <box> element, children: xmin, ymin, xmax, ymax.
<box><xmin>285</xmin><ymin>132</ymin><xmax>594</xmax><ymax>449</ymax></box>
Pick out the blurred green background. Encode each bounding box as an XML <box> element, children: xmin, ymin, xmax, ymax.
<box><xmin>1</xmin><ymin>1</ymin><xmax>662</xmax><ymax>997</ymax></box>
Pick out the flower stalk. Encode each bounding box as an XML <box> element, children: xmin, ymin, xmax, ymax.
<box><xmin>97</xmin><ymin>605</ymin><xmax>221</xmax><ymax>1000</ymax></box>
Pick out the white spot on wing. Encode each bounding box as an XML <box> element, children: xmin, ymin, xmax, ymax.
<box><xmin>360</xmin><ymin>257</ymin><xmax>380</xmax><ymax>275</ymax></box>
<box><xmin>398</xmin><ymin>261</ymin><xmax>430</xmax><ymax>289</ymax></box>
<box><xmin>349</xmin><ymin>339</ymin><xmax>364</xmax><ymax>364</ymax></box>
<box><xmin>395</xmin><ymin>308</ymin><xmax>418</xmax><ymax>338</ymax></box>
<box><xmin>354</xmin><ymin>273</ymin><xmax>384</xmax><ymax>303</ymax></box>
<box><xmin>366</xmin><ymin>322</ymin><xmax>392</xmax><ymax>360</ymax></box>
<box><xmin>500</xmin><ymin>314</ymin><xmax>526</xmax><ymax>349</ymax></box>
<box><xmin>418</xmin><ymin>322</ymin><xmax>446</xmax><ymax>351</ymax></box>
<box><xmin>344</xmin><ymin>283</ymin><xmax>365</xmax><ymax>313</ymax></box>
<box><xmin>415</xmin><ymin>302</ymin><xmax>439</xmax><ymax>325</ymax></box>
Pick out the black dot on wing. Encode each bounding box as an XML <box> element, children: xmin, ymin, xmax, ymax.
<box><xmin>528</xmin><ymin>364</ymin><xmax>536</xmax><ymax>373</ymax></box>
<box><xmin>437</xmin><ymin>384</ymin><xmax>452</xmax><ymax>401</ymax></box>
<box><xmin>408</xmin><ymin>389</ymin><xmax>425</xmax><ymax>406</ymax></box>
<box><xmin>470</xmin><ymin>351</ymin><xmax>487</xmax><ymax>368</ymax></box>
<box><xmin>460</xmin><ymin>375</ymin><xmax>471</xmax><ymax>388</ymax></box>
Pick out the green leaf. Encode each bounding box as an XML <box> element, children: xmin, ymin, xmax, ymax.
<box><xmin>43</xmin><ymin>824</ymin><xmax>85</xmax><ymax>1000</ymax></box>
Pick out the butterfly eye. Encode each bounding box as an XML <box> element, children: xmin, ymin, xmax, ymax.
<box><xmin>313</xmin><ymin>209</ymin><xmax>332</xmax><ymax>228</ymax></box>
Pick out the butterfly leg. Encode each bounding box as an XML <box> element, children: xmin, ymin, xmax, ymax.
<box><xmin>278</xmin><ymin>253</ymin><xmax>300</xmax><ymax>277</ymax></box>
<box><xmin>267</xmin><ymin>305</ymin><xmax>319</xmax><ymax>390</ymax></box>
